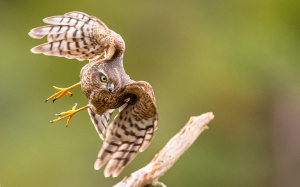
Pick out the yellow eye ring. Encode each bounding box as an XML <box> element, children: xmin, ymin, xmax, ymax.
<box><xmin>100</xmin><ymin>75</ymin><xmax>107</xmax><ymax>82</ymax></box>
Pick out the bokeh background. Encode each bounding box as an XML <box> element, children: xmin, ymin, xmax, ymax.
<box><xmin>1</xmin><ymin>0</ymin><xmax>300</xmax><ymax>186</ymax></box>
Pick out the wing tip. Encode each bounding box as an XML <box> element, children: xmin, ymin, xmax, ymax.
<box><xmin>42</xmin><ymin>16</ymin><xmax>61</xmax><ymax>24</ymax></box>
<box><xmin>94</xmin><ymin>159</ymin><xmax>100</xmax><ymax>170</ymax></box>
<box><xmin>104</xmin><ymin>169</ymin><xmax>111</xmax><ymax>178</ymax></box>
<box><xmin>103</xmin><ymin>164</ymin><xmax>121</xmax><ymax>178</ymax></box>
<box><xmin>28</xmin><ymin>30</ymin><xmax>43</xmax><ymax>39</ymax></box>
<box><xmin>30</xmin><ymin>46</ymin><xmax>42</xmax><ymax>54</ymax></box>
<box><xmin>64</xmin><ymin>11</ymin><xmax>88</xmax><ymax>16</ymax></box>
<box><xmin>111</xmin><ymin>167</ymin><xmax>124</xmax><ymax>178</ymax></box>
<box><xmin>104</xmin><ymin>161</ymin><xmax>125</xmax><ymax>178</ymax></box>
<box><xmin>42</xmin><ymin>17</ymin><xmax>50</xmax><ymax>24</ymax></box>
<box><xmin>94</xmin><ymin>158</ymin><xmax>106</xmax><ymax>171</ymax></box>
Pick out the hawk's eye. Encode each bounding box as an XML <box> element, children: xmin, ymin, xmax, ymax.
<box><xmin>100</xmin><ymin>75</ymin><xmax>107</xmax><ymax>82</ymax></box>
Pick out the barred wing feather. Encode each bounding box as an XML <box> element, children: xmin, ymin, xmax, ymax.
<box><xmin>29</xmin><ymin>11</ymin><xmax>111</xmax><ymax>61</ymax></box>
<box><xmin>94</xmin><ymin>81</ymin><xmax>158</xmax><ymax>178</ymax></box>
<box><xmin>94</xmin><ymin>104</ymin><xmax>157</xmax><ymax>178</ymax></box>
<box><xmin>88</xmin><ymin>108</ymin><xmax>115</xmax><ymax>140</ymax></box>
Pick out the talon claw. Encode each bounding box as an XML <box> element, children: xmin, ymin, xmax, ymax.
<box><xmin>45</xmin><ymin>83</ymin><xmax>80</xmax><ymax>102</ymax></box>
<box><xmin>50</xmin><ymin>104</ymin><xmax>88</xmax><ymax>127</ymax></box>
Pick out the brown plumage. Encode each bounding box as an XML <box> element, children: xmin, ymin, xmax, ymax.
<box><xmin>29</xmin><ymin>11</ymin><xmax>158</xmax><ymax>177</ymax></box>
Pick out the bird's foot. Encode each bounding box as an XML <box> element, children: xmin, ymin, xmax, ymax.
<box><xmin>50</xmin><ymin>103</ymin><xmax>88</xmax><ymax>127</ymax></box>
<box><xmin>45</xmin><ymin>82</ymin><xmax>80</xmax><ymax>102</ymax></box>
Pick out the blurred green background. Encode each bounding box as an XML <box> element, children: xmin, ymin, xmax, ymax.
<box><xmin>1</xmin><ymin>0</ymin><xmax>300</xmax><ymax>186</ymax></box>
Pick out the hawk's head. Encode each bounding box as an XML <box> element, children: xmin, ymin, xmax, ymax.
<box><xmin>87</xmin><ymin>55</ymin><xmax>132</xmax><ymax>94</ymax></box>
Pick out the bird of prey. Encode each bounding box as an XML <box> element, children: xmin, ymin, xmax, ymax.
<box><xmin>29</xmin><ymin>11</ymin><xmax>158</xmax><ymax>177</ymax></box>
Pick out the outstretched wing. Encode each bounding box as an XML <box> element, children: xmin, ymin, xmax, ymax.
<box><xmin>88</xmin><ymin>108</ymin><xmax>115</xmax><ymax>140</ymax></box>
<box><xmin>94</xmin><ymin>81</ymin><xmax>158</xmax><ymax>178</ymax></box>
<box><xmin>29</xmin><ymin>11</ymin><xmax>112</xmax><ymax>61</ymax></box>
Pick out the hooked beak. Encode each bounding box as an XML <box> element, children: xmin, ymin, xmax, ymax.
<box><xmin>108</xmin><ymin>83</ymin><xmax>115</xmax><ymax>93</ymax></box>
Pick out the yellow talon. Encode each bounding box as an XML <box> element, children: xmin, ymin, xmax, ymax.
<box><xmin>50</xmin><ymin>104</ymin><xmax>88</xmax><ymax>127</ymax></box>
<box><xmin>46</xmin><ymin>82</ymin><xmax>80</xmax><ymax>102</ymax></box>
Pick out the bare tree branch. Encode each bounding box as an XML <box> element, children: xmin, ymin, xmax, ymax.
<box><xmin>114</xmin><ymin>112</ymin><xmax>214</xmax><ymax>187</ymax></box>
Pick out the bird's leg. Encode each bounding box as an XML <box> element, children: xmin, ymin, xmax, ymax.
<box><xmin>50</xmin><ymin>103</ymin><xmax>89</xmax><ymax>127</ymax></box>
<box><xmin>46</xmin><ymin>82</ymin><xmax>81</xmax><ymax>102</ymax></box>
